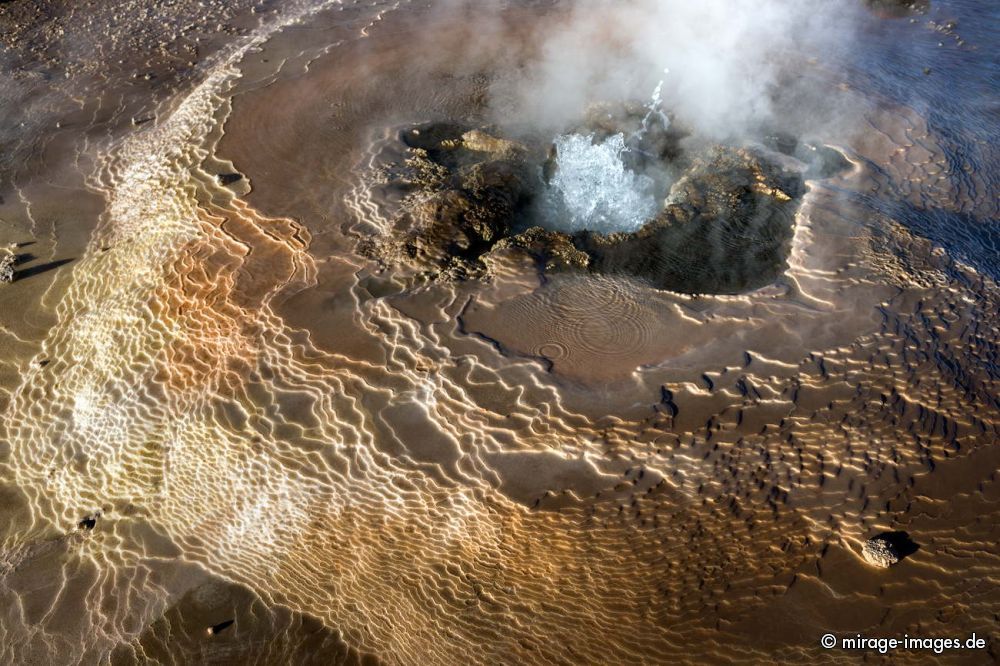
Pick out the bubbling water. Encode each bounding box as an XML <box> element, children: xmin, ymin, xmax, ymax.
<box><xmin>538</xmin><ymin>77</ymin><xmax>670</xmax><ymax>235</ymax></box>
<box><xmin>539</xmin><ymin>132</ymin><xmax>659</xmax><ymax>234</ymax></box>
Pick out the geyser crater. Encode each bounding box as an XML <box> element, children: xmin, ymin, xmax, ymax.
<box><xmin>359</xmin><ymin>101</ymin><xmax>825</xmax><ymax>295</ymax></box>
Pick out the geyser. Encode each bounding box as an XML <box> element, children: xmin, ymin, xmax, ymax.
<box><xmin>359</xmin><ymin>105</ymin><xmax>808</xmax><ymax>295</ymax></box>
<box><xmin>539</xmin><ymin>132</ymin><xmax>659</xmax><ymax>234</ymax></box>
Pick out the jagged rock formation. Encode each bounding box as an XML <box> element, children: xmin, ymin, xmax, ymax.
<box><xmin>363</xmin><ymin>124</ymin><xmax>536</xmax><ymax>280</ymax></box>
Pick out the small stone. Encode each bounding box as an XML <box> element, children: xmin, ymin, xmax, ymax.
<box><xmin>0</xmin><ymin>249</ymin><xmax>16</xmax><ymax>284</ymax></box>
<box><xmin>862</xmin><ymin>536</ymin><xmax>901</xmax><ymax>568</ymax></box>
<box><xmin>207</xmin><ymin>619</ymin><xmax>234</xmax><ymax>635</ymax></box>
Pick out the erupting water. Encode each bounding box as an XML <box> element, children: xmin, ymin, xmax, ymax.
<box><xmin>636</xmin><ymin>74</ymin><xmax>670</xmax><ymax>139</ymax></box>
<box><xmin>540</xmin><ymin>77</ymin><xmax>671</xmax><ymax>235</ymax></box>
<box><xmin>540</xmin><ymin>132</ymin><xmax>658</xmax><ymax>234</ymax></box>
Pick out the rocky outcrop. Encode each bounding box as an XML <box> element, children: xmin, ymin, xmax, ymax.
<box><xmin>363</xmin><ymin>124</ymin><xmax>537</xmax><ymax>280</ymax></box>
<box><xmin>581</xmin><ymin>147</ymin><xmax>803</xmax><ymax>294</ymax></box>
<box><xmin>485</xmin><ymin>226</ymin><xmax>590</xmax><ymax>272</ymax></box>
<box><xmin>365</xmin><ymin>118</ymin><xmax>805</xmax><ymax>294</ymax></box>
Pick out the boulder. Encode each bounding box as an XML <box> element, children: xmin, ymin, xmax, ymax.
<box><xmin>861</xmin><ymin>536</ymin><xmax>901</xmax><ymax>568</ymax></box>
<box><xmin>861</xmin><ymin>531</ymin><xmax>918</xmax><ymax>568</ymax></box>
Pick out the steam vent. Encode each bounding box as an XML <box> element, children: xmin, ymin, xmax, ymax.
<box><xmin>0</xmin><ymin>0</ymin><xmax>997</xmax><ymax>664</ymax></box>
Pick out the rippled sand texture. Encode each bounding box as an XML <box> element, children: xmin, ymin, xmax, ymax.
<box><xmin>0</xmin><ymin>1</ymin><xmax>998</xmax><ymax>664</ymax></box>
